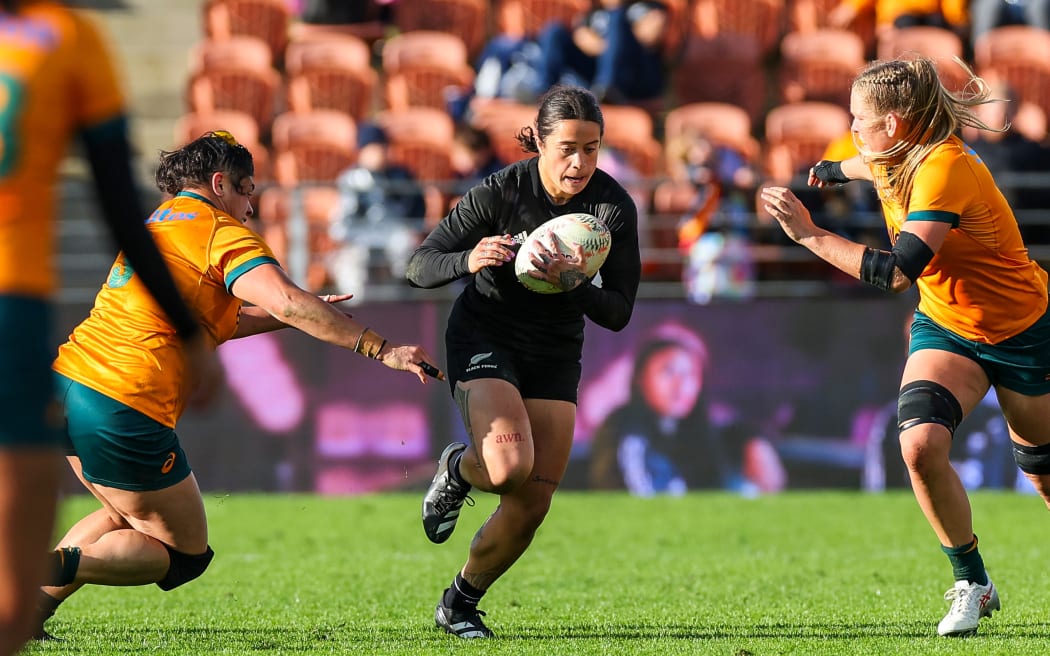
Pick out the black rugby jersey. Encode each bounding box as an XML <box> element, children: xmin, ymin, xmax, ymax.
<box><xmin>406</xmin><ymin>156</ymin><xmax>640</xmax><ymax>358</ymax></box>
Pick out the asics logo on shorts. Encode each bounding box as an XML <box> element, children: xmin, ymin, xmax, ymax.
<box><xmin>469</xmin><ymin>352</ymin><xmax>493</xmax><ymax>366</ymax></box>
<box><xmin>161</xmin><ymin>451</ymin><xmax>177</xmax><ymax>474</ymax></box>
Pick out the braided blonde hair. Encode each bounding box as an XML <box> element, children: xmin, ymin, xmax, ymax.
<box><xmin>851</xmin><ymin>57</ymin><xmax>1005</xmax><ymax>211</ymax></box>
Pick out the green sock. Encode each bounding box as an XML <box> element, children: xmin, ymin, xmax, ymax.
<box><xmin>941</xmin><ymin>535</ymin><xmax>988</xmax><ymax>585</ymax></box>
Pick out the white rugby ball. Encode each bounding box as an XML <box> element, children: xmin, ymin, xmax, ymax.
<box><xmin>514</xmin><ymin>212</ymin><xmax>612</xmax><ymax>294</ymax></box>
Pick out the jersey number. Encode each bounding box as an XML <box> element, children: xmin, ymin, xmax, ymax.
<box><xmin>0</xmin><ymin>73</ymin><xmax>26</xmax><ymax>177</ymax></box>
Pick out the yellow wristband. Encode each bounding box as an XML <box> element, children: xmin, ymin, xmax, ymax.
<box><xmin>354</xmin><ymin>328</ymin><xmax>386</xmax><ymax>359</ymax></box>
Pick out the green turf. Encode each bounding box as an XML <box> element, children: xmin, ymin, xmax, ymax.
<box><xmin>24</xmin><ymin>490</ymin><xmax>1050</xmax><ymax>655</ymax></box>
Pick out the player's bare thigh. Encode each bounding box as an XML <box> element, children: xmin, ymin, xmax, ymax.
<box><xmin>901</xmin><ymin>348</ymin><xmax>991</xmax><ymax>418</ymax></box>
<box><xmin>68</xmin><ymin>456</ymin><xmax>207</xmax><ymax>553</ymax></box>
<box><xmin>457</xmin><ymin>378</ymin><xmax>534</xmax><ymax>488</ymax></box>
<box><xmin>995</xmin><ymin>387</ymin><xmax>1050</xmax><ymax>447</ymax></box>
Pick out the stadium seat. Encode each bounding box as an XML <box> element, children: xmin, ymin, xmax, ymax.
<box><xmin>380</xmin><ymin>31</ymin><xmax>475</xmax><ymax>111</ymax></box>
<box><xmin>599</xmin><ymin>104</ymin><xmax>662</xmax><ymax>178</ymax></box>
<box><xmin>788</xmin><ymin>0</ymin><xmax>876</xmax><ymax>55</ymax></box>
<box><xmin>173</xmin><ymin>109</ymin><xmax>261</xmax><ymax>147</ymax></box>
<box><xmin>394</xmin><ymin>0</ymin><xmax>490</xmax><ymax>59</ymax></box>
<box><xmin>189</xmin><ymin>35</ymin><xmax>274</xmax><ymax>75</ymax></box>
<box><xmin>496</xmin><ymin>0</ymin><xmax>590</xmax><ymax>39</ymax></box>
<box><xmin>763</xmin><ymin>101</ymin><xmax>851</xmax><ymax>184</ymax></box>
<box><xmin>690</xmin><ymin>0</ymin><xmax>786</xmax><ymax>58</ymax></box>
<box><xmin>671</xmin><ymin>33</ymin><xmax>766</xmax><ymax>123</ymax></box>
<box><xmin>284</xmin><ymin>34</ymin><xmax>377</xmax><ymax>122</ymax></box>
<box><xmin>374</xmin><ymin>108</ymin><xmax>456</xmax><ymax>220</ymax></box>
<box><xmin>779</xmin><ymin>28</ymin><xmax>866</xmax><ymax>107</ymax></box>
<box><xmin>468</xmin><ymin>99</ymin><xmax>538</xmax><ymax>166</ymax></box>
<box><xmin>203</xmin><ymin>0</ymin><xmax>292</xmax><ymax>65</ymax></box>
<box><xmin>876</xmin><ymin>26</ymin><xmax>968</xmax><ymax>92</ymax></box>
<box><xmin>974</xmin><ymin>26</ymin><xmax>1050</xmax><ymax>123</ymax></box>
<box><xmin>256</xmin><ymin>184</ymin><xmax>341</xmax><ymax>292</ymax></box>
<box><xmin>187</xmin><ymin>66</ymin><xmax>281</xmax><ymax>138</ymax></box>
<box><xmin>663</xmin><ymin>102</ymin><xmax>758</xmax><ymax>161</ymax></box>
<box><xmin>270</xmin><ymin>110</ymin><xmax>357</xmax><ymax>186</ymax></box>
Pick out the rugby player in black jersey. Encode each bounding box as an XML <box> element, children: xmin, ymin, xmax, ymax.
<box><xmin>407</xmin><ymin>85</ymin><xmax>641</xmax><ymax>638</ymax></box>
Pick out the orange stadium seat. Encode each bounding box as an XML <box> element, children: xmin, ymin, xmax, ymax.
<box><xmin>599</xmin><ymin>104</ymin><xmax>662</xmax><ymax>178</ymax></box>
<box><xmin>691</xmin><ymin>0</ymin><xmax>786</xmax><ymax>57</ymax></box>
<box><xmin>788</xmin><ymin>0</ymin><xmax>876</xmax><ymax>55</ymax></box>
<box><xmin>271</xmin><ymin>110</ymin><xmax>357</xmax><ymax>186</ymax></box>
<box><xmin>672</xmin><ymin>33</ymin><xmax>767</xmax><ymax>123</ymax></box>
<box><xmin>496</xmin><ymin>0</ymin><xmax>590</xmax><ymax>38</ymax></box>
<box><xmin>173</xmin><ymin>109</ymin><xmax>261</xmax><ymax>147</ymax></box>
<box><xmin>779</xmin><ymin>28</ymin><xmax>866</xmax><ymax>107</ymax></box>
<box><xmin>663</xmin><ymin>102</ymin><xmax>758</xmax><ymax>161</ymax></box>
<box><xmin>189</xmin><ymin>35</ymin><xmax>274</xmax><ymax>74</ymax></box>
<box><xmin>374</xmin><ymin>107</ymin><xmax>455</xmax><ymax>221</ymax></box>
<box><xmin>877</xmin><ymin>26</ymin><xmax>968</xmax><ymax>92</ymax></box>
<box><xmin>394</xmin><ymin>0</ymin><xmax>490</xmax><ymax>59</ymax></box>
<box><xmin>974</xmin><ymin>26</ymin><xmax>1050</xmax><ymax>122</ymax></box>
<box><xmin>284</xmin><ymin>34</ymin><xmax>377</xmax><ymax>122</ymax></box>
<box><xmin>187</xmin><ymin>66</ymin><xmax>281</xmax><ymax>138</ymax></box>
<box><xmin>763</xmin><ymin>101</ymin><xmax>851</xmax><ymax>183</ymax></box>
<box><xmin>381</xmin><ymin>31</ymin><xmax>475</xmax><ymax>111</ymax></box>
<box><xmin>256</xmin><ymin>185</ymin><xmax>341</xmax><ymax>292</ymax></box>
<box><xmin>204</xmin><ymin>0</ymin><xmax>292</xmax><ymax>65</ymax></box>
<box><xmin>469</xmin><ymin>99</ymin><xmax>537</xmax><ymax>166</ymax></box>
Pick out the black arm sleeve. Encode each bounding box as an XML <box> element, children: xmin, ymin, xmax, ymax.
<box><xmin>81</xmin><ymin>118</ymin><xmax>200</xmax><ymax>339</ymax></box>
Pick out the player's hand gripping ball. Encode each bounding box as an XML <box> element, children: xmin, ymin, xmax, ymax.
<box><xmin>514</xmin><ymin>212</ymin><xmax>612</xmax><ymax>294</ymax></box>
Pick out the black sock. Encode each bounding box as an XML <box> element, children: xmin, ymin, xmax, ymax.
<box><xmin>449</xmin><ymin>449</ymin><xmax>469</xmax><ymax>488</ymax></box>
<box><xmin>33</xmin><ymin>590</ymin><xmax>62</xmax><ymax>637</ymax></box>
<box><xmin>46</xmin><ymin>546</ymin><xmax>81</xmax><ymax>587</ymax></box>
<box><xmin>443</xmin><ymin>573</ymin><xmax>485</xmax><ymax>610</ymax></box>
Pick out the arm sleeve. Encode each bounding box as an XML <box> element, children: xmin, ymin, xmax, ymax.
<box><xmin>81</xmin><ymin>118</ymin><xmax>201</xmax><ymax>340</ymax></box>
<box><xmin>565</xmin><ymin>201</ymin><xmax>640</xmax><ymax>331</ymax></box>
<box><xmin>405</xmin><ymin>183</ymin><xmax>497</xmax><ymax>288</ymax></box>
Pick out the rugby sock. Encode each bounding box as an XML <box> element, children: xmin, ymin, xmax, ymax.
<box><xmin>443</xmin><ymin>573</ymin><xmax>485</xmax><ymax>610</ymax></box>
<box><xmin>449</xmin><ymin>449</ymin><xmax>469</xmax><ymax>488</ymax></box>
<box><xmin>46</xmin><ymin>546</ymin><xmax>81</xmax><ymax>587</ymax></box>
<box><xmin>941</xmin><ymin>535</ymin><xmax>988</xmax><ymax>585</ymax></box>
<box><xmin>33</xmin><ymin>590</ymin><xmax>62</xmax><ymax>639</ymax></box>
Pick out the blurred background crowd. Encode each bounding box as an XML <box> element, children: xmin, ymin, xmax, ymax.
<box><xmin>112</xmin><ymin>0</ymin><xmax>1050</xmax><ymax>304</ymax></box>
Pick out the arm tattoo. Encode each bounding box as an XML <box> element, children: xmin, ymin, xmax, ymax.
<box><xmin>558</xmin><ymin>270</ymin><xmax>588</xmax><ymax>291</ymax></box>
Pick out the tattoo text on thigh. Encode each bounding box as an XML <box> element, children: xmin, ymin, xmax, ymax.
<box><xmin>532</xmin><ymin>475</ymin><xmax>559</xmax><ymax>487</ymax></box>
<box><xmin>494</xmin><ymin>432</ymin><xmax>523</xmax><ymax>444</ymax></box>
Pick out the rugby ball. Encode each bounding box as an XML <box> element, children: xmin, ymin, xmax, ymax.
<box><xmin>514</xmin><ymin>213</ymin><xmax>611</xmax><ymax>294</ymax></box>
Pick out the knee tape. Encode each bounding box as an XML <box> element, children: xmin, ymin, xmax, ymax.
<box><xmin>157</xmin><ymin>545</ymin><xmax>214</xmax><ymax>591</ymax></box>
<box><xmin>897</xmin><ymin>380</ymin><xmax>963</xmax><ymax>435</ymax></box>
<box><xmin>1012</xmin><ymin>441</ymin><xmax>1050</xmax><ymax>475</ymax></box>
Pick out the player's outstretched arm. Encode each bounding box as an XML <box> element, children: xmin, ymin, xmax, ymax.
<box><xmin>230</xmin><ymin>262</ymin><xmax>444</xmax><ymax>382</ymax></box>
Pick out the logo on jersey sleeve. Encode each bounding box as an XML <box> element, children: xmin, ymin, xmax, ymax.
<box><xmin>107</xmin><ymin>262</ymin><xmax>134</xmax><ymax>288</ymax></box>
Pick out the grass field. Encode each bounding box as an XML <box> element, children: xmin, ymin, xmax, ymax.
<box><xmin>23</xmin><ymin>490</ymin><xmax>1050</xmax><ymax>655</ymax></box>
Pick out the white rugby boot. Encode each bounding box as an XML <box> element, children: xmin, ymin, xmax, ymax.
<box><xmin>937</xmin><ymin>579</ymin><xmax>1000</xmax><ymax>637</ymax></box>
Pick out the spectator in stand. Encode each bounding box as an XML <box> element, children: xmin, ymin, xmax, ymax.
<box><xmin>328</xmin><ymin>122</ymin><xmax>426</xmax><ymax>291</ymax></box>
<box><xmin>828</xmin><ymin>0</ymin><xmax>969</xmax><ymax>39</ymax></box>
<box><xmin>449</xmin><ymin>123</ymin><xmax>505</xmax><ymax>196</ymax></box>
<box><xmin>970</xmin><ymin>0</ymin><xmax>1050</xmax><ymax>44</ymax></box>
<box><xmin>532</xmin><ymin>0</ymin><xmax>669</xmax><ymax>105</ymax></box>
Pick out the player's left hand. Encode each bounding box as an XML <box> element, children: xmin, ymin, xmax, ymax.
<box><xmin>528</xmin><ymin>242</ymin><xmax>588</xmax><ymax>291</ymax></box>
<box><xmin>760</xmin><ymin>186</ymin><xmax>817</xmax><ymax>243</ymax></box>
